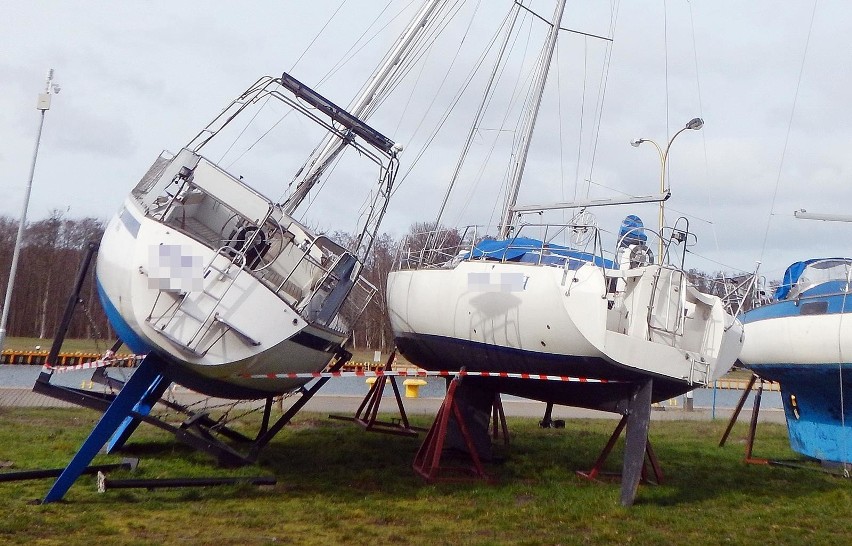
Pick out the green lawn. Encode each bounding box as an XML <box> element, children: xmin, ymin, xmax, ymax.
<box><xmin>0</xmin><ymin>408</ymin><xmax>848</xmax><ymax>545</ymax></box>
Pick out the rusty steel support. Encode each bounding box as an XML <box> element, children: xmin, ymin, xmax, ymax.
<box><xmin>412</xmin><ymin>375</ymin><xmax>490</xmax><ymax>483</ymax></box>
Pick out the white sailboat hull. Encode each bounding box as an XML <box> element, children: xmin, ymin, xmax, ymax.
<box><xmin>388</xmin><ymin>260</ymin><xmax>742</xmax><ymax>409</ymax></box>
<box><xmin>97</xmin><ymin>198</ymin><xmax>346</xmax><ymax>399</ymax></box>
<box><xmin>740</xmin><ymin>313</ymin><xmax>852</xmax><ymax>366</ymax></box>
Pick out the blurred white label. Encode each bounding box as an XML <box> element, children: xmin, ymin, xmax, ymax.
<box><xmin>468</xmin><ymin>272</ymin><xmax>526</xmax><ymax>292</ymax></box>
<box><xmin>147</xmin><ymin>244</ymin><xmax>205</xmax><ymax>291</ymax></box>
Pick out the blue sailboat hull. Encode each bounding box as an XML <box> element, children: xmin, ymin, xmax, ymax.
<box><xmin>745</xmin><ymin>363</ymin><xmax>852</xmax><ymax>463</ymax></box>
<box><xmin>740</xmin><ymin>262</ymin><xmax>852</xmax><ymax>464</ymax></box>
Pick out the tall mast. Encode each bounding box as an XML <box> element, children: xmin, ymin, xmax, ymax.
<box><xmin>498</xmin><ymin>0</ymin><xmax>567</xmax><ymax>238</ymax></box>
<box><xmin>283</xmin><ymin>0</ymin><xmax>449</xmax><ymax>215</ymax></box>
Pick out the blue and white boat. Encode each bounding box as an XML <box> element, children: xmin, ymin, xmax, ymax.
<box><xmin>739</xmin><ymin>257</ymin><xmax>852</xmax><ymax>465</ymax></box>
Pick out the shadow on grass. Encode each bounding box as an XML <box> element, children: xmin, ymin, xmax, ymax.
<box><xmin>13</xmin><ymin>408</ymin><xmax>843</xmax><ymax>509</ymax></box>
<box><xmin>237</xmin><ymin>416</ymin><xmax>845</xmax><ymax>507</ymax></box>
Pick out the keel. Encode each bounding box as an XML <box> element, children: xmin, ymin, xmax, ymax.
<box><xmin>620</xmin><ymin>379</ymin><xmax>652</xmax><ymax>507</ymax></box>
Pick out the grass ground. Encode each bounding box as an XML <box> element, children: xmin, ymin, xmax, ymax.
<box><xmin>0</xmin><ymin>408</ymin><xmax>848</xmax><ymax>545</ymax></box>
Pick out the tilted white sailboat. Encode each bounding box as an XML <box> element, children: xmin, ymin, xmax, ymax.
<box><xmin>40</xmin><ymin>1</ymin><xmax>459</xmax><ymax>504</ymax></box>
<box><xmin>93</xmin><ymin>2</ymin><xmax>453</xmax><ymax>400</ymax></box>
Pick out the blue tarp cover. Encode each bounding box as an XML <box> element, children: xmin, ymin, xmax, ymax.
<box><xmin>774</xmin><ymin>258</ymin><xmax>850</xmax><ymax>300</ymax></box>
<box><xmin>468</xmin><ymin>237</ymin><xmax>613</xmax><ymax>268</ymax></box>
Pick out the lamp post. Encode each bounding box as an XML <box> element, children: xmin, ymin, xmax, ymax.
<box><xmin>630</xmin><ymin>117</ymin><xmax>703</xmax><ymax>261</ymax></box>
<box><xmin>0</xmin><ymin>69</ymin><xmax>60</xmax><ymax>353</ymax></box>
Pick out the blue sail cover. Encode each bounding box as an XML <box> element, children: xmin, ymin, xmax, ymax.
<box><xmin>468</xmin><ymin>236</ymin><xmax>613</xmax><ymax>268</ymax></box>
<box><xmin>774</xmin><ymin>260</ymin><xmax>814</xmax><ymax>300</ymax></box>
<box><xmin>618</xmin><ymin>214</ymin><xmax>648</xmax><ymax>247</ymax></box>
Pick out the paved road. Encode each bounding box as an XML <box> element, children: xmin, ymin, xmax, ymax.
<box><xmin>0</xmin><ymin>386</ymin><xmax>786</xmax><ymax>424</ymax></box>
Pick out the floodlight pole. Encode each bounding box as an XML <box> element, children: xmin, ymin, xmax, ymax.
<box><xmin>630</xmin><ymin>117</ymin><xmax>703</xmax><ymax>261</ymax></box>
<box><xmin>0</xmin><ymin>69</ymin><xmax>58</xmax><ymax>353</ymax></box>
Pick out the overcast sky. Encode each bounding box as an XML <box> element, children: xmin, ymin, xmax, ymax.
<box><xmin>2</xmin><ymin>1</ymin><xmax>850</xmax><ymax>282</ymax></box>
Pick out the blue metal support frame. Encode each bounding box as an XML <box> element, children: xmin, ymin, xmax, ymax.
<box><xmin>42</xmin><ymin>354</ymin><xmax>166</xmax><ymax>503</ymax></box>
<box><xmin>107</xmin><ymin>372</ymin><xmax>172</xmax><ymax>453</ymax></box>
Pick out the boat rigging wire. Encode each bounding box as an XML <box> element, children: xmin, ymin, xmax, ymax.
<box><xmin>289</xmin><ymin>0</ymin><xmax>350</xmax><ymax>73</ymax></box>
<box><xmin>582</xmin><ymin>0</ymin><xmax>618</xmax><ymax>200</ymax></box>
<box><xmin>663</xmin><ymin>0</ymin><xmax>670</xmax><ymax>141</ymax></box>
<box><xmin>286</xmin><ymin>0</ymin><xmax>471</xmax><ymax>212</ymax></box>
<box><xmin>686</xmin><ymin>0</ymin><xmax>719</xmax><ymax>255</ymax></box>
<box><xmin>390</xmin><ymin>7</ymin><xmax>519</xmax><ymax>198</ymax></box>
<box><xmin>376</xmin><ymin>0</ymin><xmax>476</xmax><ymax>147</ymax></box>
<box><xmin>571</xmin><ymin>38</ymin><xmax>586</xmax><ymax>203</ymax></box>
<box><xmin>315</xmin><ymin>1</ymin><xmax>412</xmax><ymax>89</ymax></box>
<box><xmin>223</xmin><ymin>1</ymin><xmax>396</xmax><ymax>175</ymax></box>
<box><xmin>219</xmin><ymin>96</ymin><xmax>272</xmax><ymax>165</ymax></box>
<box><xmin>838</xmin><ymin>268</ymin><xmax>849</xmax><ymax>469</ymax></box>
<box><xmin>362</xmin><ymin>1</ymin><xmax>468</xmax><ymax>118</ymax></box>
<box><xmin>429</xmin><ymin>0</ymin><xmax>522</xmax><ymax>235</ymax></box>
<box><xmin>758</xmin><ymin>1</ymin><xmax>818</xmax><ymax>265</ymax></box>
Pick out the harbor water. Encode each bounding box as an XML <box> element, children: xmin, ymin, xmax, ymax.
<box><xmin>0</xmin><ymin>364</ymin><xmax>782</xmax><ymax>411</ymax></box>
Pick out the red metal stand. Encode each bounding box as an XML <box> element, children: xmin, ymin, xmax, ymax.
<box><xmin>328</xmin><ymin>350</ymin><xmax>423</xmax><ymax>437</ymax></box>
<box><xmin>576</xmin><ymin>415</ymin><xmax>664</xmax><ymax>485</ymax></box>
<box><xmin>719</xmin><ymin>372</ymin><xmax>758</xmax><ymax>447</ymax></box>
<box><xmin>717</xmin><ymin>374</ymin><xmax>772</xmax><ymax>464</ymax></box>
<box><xmin>412</xmin><ymin>376</ymin><xmax>491</xmax><ymax>483</ymax></box>
<box><xmin>743</xmin><ymin>379</ymin><xmax>770</xmax><ymax>464</ymax></box>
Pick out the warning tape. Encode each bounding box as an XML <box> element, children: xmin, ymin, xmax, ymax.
<box><xmin>42</xmin><ymin>356</ymin><xmax>618</xmax><ymax>384</ymax></box>
<box><xmin>237</xmin><ymin>369</ymin><xmax>619</xmax><ymax>383</ymax></box>
<box><xmin>44</xmin><ymin>356</ymin><xmax>144</xmax><ymax>373</ymax></box>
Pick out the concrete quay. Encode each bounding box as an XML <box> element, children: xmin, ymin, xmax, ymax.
<box><xmin>0</xmin><ymin>386</ymin><xmax>786</xmax><ymax>424</ymax></box>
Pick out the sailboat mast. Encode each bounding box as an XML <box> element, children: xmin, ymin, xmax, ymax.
<box><xmin>498</xmin><ymin>0</ymin><xmax>568</xmax><ymax>239</ymax></box>
<box><xmin>283</xmin><ymin>0</ymin><xmax>450</xmax><ymax>215</ymax></box>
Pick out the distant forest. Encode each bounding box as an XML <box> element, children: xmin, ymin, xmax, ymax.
<box><xmin>0</xmin><ymin>212</ymin><xmax>752</xmax><ymax>354</ymax></box>
<box><xmin>0</xmin><ymin>211</ymin><xmax>398</xmax><ymax>352</ymax></box>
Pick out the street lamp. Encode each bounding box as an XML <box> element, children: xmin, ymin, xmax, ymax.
<box><xmin>0</xmin><ymin>69</ymin><xmax>60</xmax><ymax>353</ymax></box>
<box><xmin>630</xmin><ymin>117</ymin><xmax>703</xmax><ymax>261</ymax></box>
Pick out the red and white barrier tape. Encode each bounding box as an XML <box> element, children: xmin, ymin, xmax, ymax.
<box><xmin>44</xmin><ymin>356</ymin><xmax>142</xmax><ymax>373</ymax></box>
<box><xmin>237</xmin><ymin>369</ymin><xmax>618</xmax><ymax>383</ymax></box>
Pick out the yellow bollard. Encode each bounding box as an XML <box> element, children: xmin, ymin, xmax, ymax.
<box><xmin>366</xmin><ymin>377</ymin><xmax>377</xmax><ymax>390</ymax></box>
<box><xmin>403</xmin><ymin>378</ymin><xmax>427</xmax><ymax>398</ymax></box>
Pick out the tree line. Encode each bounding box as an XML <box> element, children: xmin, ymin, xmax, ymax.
<box><xmin>0</xmin><ymin>211</ymin><xmax>110</xmax><ymax>344</ymax></box>
<box><xmin>0</xmin><ymin>212</ymin><xmax>404</xmax><ymax>353</ymax></box>
<box><xmin>0</xmin><ymin>213</ymin><xmax>755</xmax><ymax>354</ymax></box>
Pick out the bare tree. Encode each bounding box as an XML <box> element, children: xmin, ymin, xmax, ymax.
<box><xmin>0</xmin><ymin>212</ymin><xmax>107</xmax><ymax>343</ymax></box>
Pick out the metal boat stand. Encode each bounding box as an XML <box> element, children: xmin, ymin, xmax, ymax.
<box><xmin>412</xmin><ymin>374</ymin><xmax>494</xmax><ymax>483</ymax></box>
<box><xmin>0</xmin><ymin>459</ymin><xmax>138</xmax><ymax>484</ymax></box>
<box><xmin>576</xmin><ymin>380</ymin><xmax>660</xmax><ymax>506</ymax></box>
<box><xmin>328</xmin><ymin>350</ymin><xmax>424</xmax><ymax>437</ymax></box>
<box><xmin>576</xmin><ymin>416</ymin><xmax>663</xmax><ymax>484</ymax></box>
<box><xmin>491</xmin><ymin>393</ymin><xmax>509</xmax><ymax>446</ymax></box>
<box><xmin>718</xmin><ymin>373</ymin><xmax>773</xmax><ymax>463</ymax></box>
<box><xmin>38</xmin><ymin>349</ymin><xmax>351</xmax><ymax>503</ymax></box>
<box><xmin>96</xmin><ymin>473</ymin><xmax>276</xmax><ymax>493</ymax></box>
<box><xmin>29</xmin><ymin>240</ymin><xmax>353</xmax><ymax>502</ymax></box>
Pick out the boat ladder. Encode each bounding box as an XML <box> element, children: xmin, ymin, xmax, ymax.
<box><xmin>647</xmin><ymin>267</ymin><xmax>686</xmax><ymax>340</ymax></box>
<box><xmin>149</xmin><ymin>255</ymin><xmax>256</xmax><ymax>355</ymax></box>
<box><xmin>687</xmin><ymin>353</ymin><xmax>710</xmax><ymax>386</ymax></box>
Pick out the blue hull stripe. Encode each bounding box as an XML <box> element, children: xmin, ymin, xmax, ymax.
<box><xmin>95</xmin><ymin>277</ymin><xmax>152</xmax><ymax>355</ymax></box>
<box><xmin>741</xmin><ymin>291</ymin><xmax>852</xmax><ymax>323</ymax></box>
